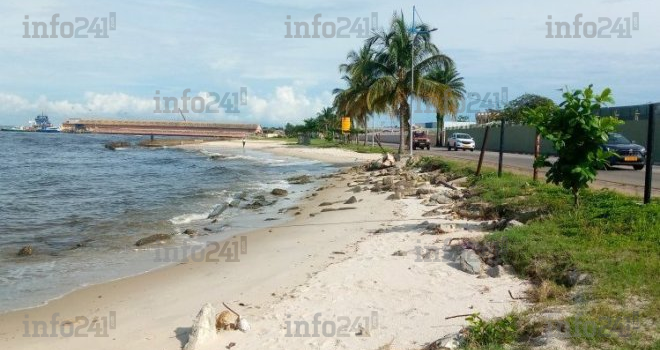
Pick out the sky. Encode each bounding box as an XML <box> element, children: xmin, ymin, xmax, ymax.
<box><xmin>0</xmin><ymin>0</ymin><xmax>658</xmax><ymax>127</ymax></box>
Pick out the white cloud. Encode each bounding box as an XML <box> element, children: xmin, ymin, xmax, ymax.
<box><xmin>0</xmin><ymin>93</ymin><xmax>32</xmax><ymax>111</ymax></box>
<box><xmin>247</xmin><ymin>85</ymin><xmax>331</xmax><ymax>124</ymax></box>
<box><xmin>1</xmin><ymin>0</ymin><xmax>659</xmax><ymax>126</ymax></box>
<box><xmin>0</xmin><ymin>86</ymin><xmax>332</xmax><ymax>126</ymax></box>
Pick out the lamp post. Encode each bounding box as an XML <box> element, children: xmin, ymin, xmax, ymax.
<box><xmin>409</xmin><ymin>5</ymin><xmax>437</xmax><ymax>156</ymax></box>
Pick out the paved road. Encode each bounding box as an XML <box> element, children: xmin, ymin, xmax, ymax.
<box><xmin>383</xmin><ymin>143</ymin><xmax>660</xmax><ymax>197</ymax></box>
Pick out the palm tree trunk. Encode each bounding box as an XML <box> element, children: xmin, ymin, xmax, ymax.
<box><xmin>440</xmin><ymin>117</ymin><xmax>445</xmax><ymax>146</ymax></box>
<box><xmin>398</xmin><ymin>114</ymin><xmax>404</xmax><ymax>154</ymax></box>
<box><xmin>402</xmin><ymin>103</ymin><xmax>411</xmax><ymax>154</ymax></box>
<box><xmin>435</xmin><ymin>113</ymin><xmax>441</xmax><ymax>147</ymax></box>
<box><xmin>405</xmin><ymin>117</ymin><xmax>411</xmax><ymax>152</ymax></box>
<box><xmin>363</xmin><ymin>119</ymin><xmax>367</xmax><ymax>146</ymax></box>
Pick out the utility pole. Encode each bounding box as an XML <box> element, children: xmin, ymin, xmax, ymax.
<box><xmin>409</xmin><ymin>5</ymin><xmax>436</xmax><ymax>156</ymax></box>
<box><xmin>498</xmin><ymin>118</ymin><xmax>505</xmax><ymax>177</ymax></box>
<box><xmin>644</xmin><ymin>103</ymin><xmax>656</xmax><ymax>204</ymax></box>
<box><xmin>409</xmin><ymin>5</ymin><xmax>415</xmax><ymax>157</ymax></box>
<box><xmin>533</xmin><ymin>133</ymin><xmax>541</xmax><ymax>181</ymax></box>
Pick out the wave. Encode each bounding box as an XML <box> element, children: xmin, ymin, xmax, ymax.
<box><xmin>169</xmin><ymin>213</ymin><xmax>208</xmax><ymax>225</ymax></box>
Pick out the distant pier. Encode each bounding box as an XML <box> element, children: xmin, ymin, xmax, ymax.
<box><xmin>61</xmin><ymin>119</ymin><xmax>262</xmax><ymax>138</ymax></box>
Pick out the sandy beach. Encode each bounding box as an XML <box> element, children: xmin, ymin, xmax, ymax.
<box><xmin>0</xmin><ymin>140</ymin><xmax>528</xmax><ymax>350</ymax></box>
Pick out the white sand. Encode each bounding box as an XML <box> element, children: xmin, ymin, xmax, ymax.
<box><xmin>0</xmin><ymin>140</ymin><xmax>528</xmax><ymax>350</ymax></box>
<box><xmin>181</xmin><ymin>139</ymin><xmax>384</xmax><ymax>166</ymax></box>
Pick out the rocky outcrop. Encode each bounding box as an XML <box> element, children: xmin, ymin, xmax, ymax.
<box><xmin>423</xmin><ymin>223</ymin><xmax>455</xmax><ymax>235</ymax></box>
<box><xmin>320</xmin><ymin>207</ymin><xmax>357</xmax><ymax>212</ymax></box>
<box><xmin>208</xmin><ymin>203</ymin><xmax>229</xmax><ymax>219</ymax></box>
<box><xmin>367</xmin><ymin>153</ymin><xmax>396</xmax><ymax>170</ymax></box>
<box><xmin>416</xmin><ymin>185</ymin><xmax>436</xmax><ymax>195</ymax></box>
<box><xmin>183</xmin><ymin>303</ymin><xmax>217</xmax><ymax>350</ymax></box>
<box><xmin>287</xmin><ymin>175</ymin><xmax>312</xmax><ymax>184</ymax></box>
<box><xmin>104</xmin><ymin>141</ymin><xmax>130</xmax><ymax>150</ymax></box>
<box><xmin>244</xmin><ymin>195</ymin><xmax>277</xmax><ymax>210</ymax></box>
<box><xmin>424</xmin><ymin>333</ymin><xmax>462</xmax><ymax>350</ymax></box>
<box><xmin>487</xmin><ymin>265</ymin><xmax>503</xmax><ymax>278</ymax></box>
<box><xmin>455</xmin><ymin>202</ymin><xmax>499</xmax><ymax>220</ymax></box>
<box><xmin>17</xmin><ymin>245</ymin><xmax>33</xmax><ymax>256</ymax></box>
<box><xmin>135</xmin><ymin>234</ymin><xmax>172</xmax><ymax>246</ymax></box>
<box><xmin>344</xmin><ymin>196</ymin><xmax>357</xmax><ymax>204</ymax></box>
<box><xmin>481</xmin><ymin>218</ymin><xmax>525</xmax><ymax>231</ymax></box>
<box><xmin>430</xmin><ymin>193</ymin><xmax>453</xmax><ymax>204</ymax></box>
<box><xmin>271</xmin><ymin>188</ymin><xmax>288</xmax><ymax>196</ymax></box>
<box><xmin>183</xmin><ymin>229</ymin><xmax>197</xmax><ymax>237</ymax></box>
<box><xmin>459</xmin><ymin>250</ymin><xmax>482</xmax><ymax>275</ymax></box>
<box><xmin>563</xmin><ymin>270</ymin><xmax>592</xmax><ymax>287</ymax></box>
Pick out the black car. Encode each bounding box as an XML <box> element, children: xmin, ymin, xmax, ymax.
<box><xmin>602</xmin><ymin>133</ymin><xmax>647</xmax><ymax>170</ymax></box>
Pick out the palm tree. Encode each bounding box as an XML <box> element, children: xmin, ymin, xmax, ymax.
<box><xmin>424</xmin><ymin>63</ymin><xmax>465</xmax><ymax>147</ymax></box>
<box><xmin>316</xmin><ymin>106</ymin><xmax>336</xmax><ymax>139</ymax></box>
<box><xmin>357</xmin><ymin>12</ymin><xmax>453</xmax><ymax>154</ymax></box>
<box><xmin>333</xmin><ymin>44</ymin><xmax>375</xmax><ymax>144</ymax></box>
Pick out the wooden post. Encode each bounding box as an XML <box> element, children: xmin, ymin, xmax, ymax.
<box><xmin>476</xmin><ymin>126</ymin><xmax>490</xmax><ymax>176</ymax></box>
<box><xmin>498</xmin><ymin>119</ymin><xmax>505</xmax><ymax>177</ymax></box>
<box><xmin>533</xmin><ymin>133</ymin><xmax>541</xmax><ymax>181</ymax></box>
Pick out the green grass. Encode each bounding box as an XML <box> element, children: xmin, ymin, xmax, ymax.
<box><xmin>408</xmin><ymin>156</ymin><xmax>660</xmax><ymax>349</ymax></box>
<box><xmin>255</xmin><ymin>136</ymin><xmax>394</xmax><ymax>154</ymax></box>
<box><xmin>302</xmin><ymin>138</ymin><xmax>395</xmax><ymax>154</ymax></box>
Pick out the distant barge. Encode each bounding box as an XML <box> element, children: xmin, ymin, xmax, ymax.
<box><xmin>1</xmin><ymin>114</ymin><xmax>60</xmax><ymax>133</ymax></box>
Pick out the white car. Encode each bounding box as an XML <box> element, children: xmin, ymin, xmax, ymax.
<box><xmin>447</xmin><ymin>133</ymin><xmax>475</xmax><ymax>151</ymax></box>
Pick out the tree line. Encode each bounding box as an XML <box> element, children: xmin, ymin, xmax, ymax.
<box><xmin>284</xmin><ymin>11</ymin><xmax>622</xmax><ymax>205</ymax></box>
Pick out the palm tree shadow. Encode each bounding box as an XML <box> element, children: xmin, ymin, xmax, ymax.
<box><xmin>174</xmin><ymin>327</ymin><xmax>191</xmax><ymax>348</ymax></box>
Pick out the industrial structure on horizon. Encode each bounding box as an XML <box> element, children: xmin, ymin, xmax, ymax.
<box><xmin>61</xmin><ymin>119</ymin><xmax>262</xmax><ymax>138</ymax></box>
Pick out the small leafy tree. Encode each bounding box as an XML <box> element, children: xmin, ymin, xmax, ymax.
<box><xmin>527</xmin><ymin>85</ymin><xmax>621</xmax><ymax>206</ymax></box>
<box><xmin>502</xmin><ymin>93</ymin><xmax>556</xmax><ymax>124</ymax></box>
<box><xmin>502</xmin><ymin>93</ymin><xmax>557</xmax><ymax>181</ymax></box>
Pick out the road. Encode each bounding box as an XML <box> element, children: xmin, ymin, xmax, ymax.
<box><xmin>383</xmin><ymin>142</ymin><xmax>660</xmax><ymax>197</ymax></box>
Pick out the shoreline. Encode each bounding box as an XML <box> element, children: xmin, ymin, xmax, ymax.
<box><xmin>0</xmin><ymin>140</ymin><xmax>360</xmax><ymax>316</ymax></box>
<box><xmin>0</xmin><ymin>139</ymin><xmax>335</xmax><ymax>315</ymax></box>
<box><xmin>0</xmin><ymin>141</ymin><xmax>527</xmax><ymax>350</ymax></box>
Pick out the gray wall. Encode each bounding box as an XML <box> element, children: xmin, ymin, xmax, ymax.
<box><xmin>446</xmin><ymin>120</ymin><xmax>660</xmax><ymax>164</ymax></box>
<box><xmin>370</xmin><ymin>119</ymin><xmax>659</xmax><ymax>164</ymax></box>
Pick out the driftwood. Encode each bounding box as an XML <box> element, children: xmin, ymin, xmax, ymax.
<box><xmin>444</xmin><ymin>313</ymin><xmax>474</xmax><ymax>320</ymax></box>
<box><xmin>222</xmin><ymin>302</ymin><xmax>240</xmax><ymax>317</ymax></box>
<box><xmin>508</xmin><ymin>290</ymin><xmax>525</xmax><ymax>300</ymax></box>
<box><xmin>374</xmin><ymin>134</ymin><xmax>387</xmax><ymax>155</ymax></box>
<box><xmin>437</xmin><ymin>179</ymin><xmax>458</xmax><ymax>190</ymax></box>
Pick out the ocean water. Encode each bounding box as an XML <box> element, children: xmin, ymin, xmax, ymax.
<box><xmin>0</xmin><ymin>132</ymin><xmax>331</xmax><ymax>313</ymax></box>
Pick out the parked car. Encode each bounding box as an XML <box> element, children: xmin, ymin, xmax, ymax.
<box><xmin>602</xmin><ymin>132</ymin><xmax>646</xmax><ymax>170</ymax></box>
<box><xmin>413</xmin><ymin>131</ymin><xmax>431</xmax><ymax>150</ymax></box>
<box><xmin>447</xmin><ymin>133</ymin><xmax>475</xmax><ymax>151</ymax></box>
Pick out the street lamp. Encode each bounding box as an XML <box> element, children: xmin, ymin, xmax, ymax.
<box><xmin>409</xmin><ymin>5</ymin><xmax>437</xmax><ymax>156</ymax></box>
